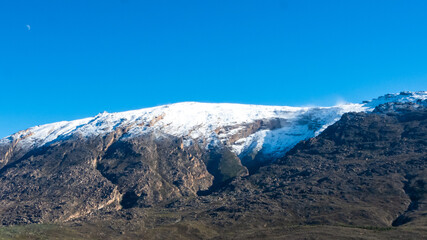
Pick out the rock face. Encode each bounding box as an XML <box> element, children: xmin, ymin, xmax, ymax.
<box><xmin>0</xmin><ymin>92</ymin><xmax>426</xmax><ymax>230</ymax></box>
<box><xmin>0</xmin><ymin>130</ymin><xmax>247</xmax><ymax>224</ymax></box>
<box><xmin>191</xmin><ymin>100</ymin><xmax>427</xmax><ymax>227</ymax></box>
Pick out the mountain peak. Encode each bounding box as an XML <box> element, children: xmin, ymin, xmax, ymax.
<box><xmin>363</xmin><ymin>91</ymin><xmax>427</xmax><ymax>108</ymax></box>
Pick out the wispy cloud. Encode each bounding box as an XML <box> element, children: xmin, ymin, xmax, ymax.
<box><xmin>26</xmin><ymin>24</ymin><xmax>31</xmax><ymax>31</ymax></box>
<box><xmin>334</xmin><ymin>96</ymin><xmax>349</xmax><ymax>106</ymax></box>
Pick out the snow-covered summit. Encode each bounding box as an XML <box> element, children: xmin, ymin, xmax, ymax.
<box><xmin>363</xmin><ymin>91</ymin><xmax>427</xmax><ymax>108</ymax></box>
<box><xmin>1</xmin><ymin>91</ymin><xmax>426</xmax><ymax>161</ymax></box>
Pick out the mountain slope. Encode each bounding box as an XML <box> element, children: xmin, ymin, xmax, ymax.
<box><xmin>13</xmin><ymin>95</ymin><xmax>423</xmax><ymax>240</ymax></box>
<box><xmin>135</xmin><ymin>99</ymin><xmax>426</xmax><ymax>239</ymax></box>
<box><xmin>0</xmin><ymin>91</ymin><xmax>426</xmax><ymax>231</ymax></box>
<box><xmin>208</xmin><ymin>100</ymin><xmax>427</xmax><ymax>227</ymax></box>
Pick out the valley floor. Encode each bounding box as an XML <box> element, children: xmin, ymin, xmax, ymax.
<box><xmin>1</xmin><ymin>221</ymin><xmax>426</xmax><ymax>240</ymax></box>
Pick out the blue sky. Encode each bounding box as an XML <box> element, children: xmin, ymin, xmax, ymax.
<box><xmin>1</xmin><ymin>0</ymin><xmax>427</xmax><ymax>137</ymax></box>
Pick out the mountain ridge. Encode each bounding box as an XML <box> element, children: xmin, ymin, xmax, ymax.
<box><xmin>2</xmin><ymin>91</ymin><xmax>426</xmax><ymax>167</ymax></box>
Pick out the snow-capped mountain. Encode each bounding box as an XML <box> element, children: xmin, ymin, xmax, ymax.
<box><xmin>0</xmin><ymin>91</ymin><xmax>426</xmax><ymax>227</ymax></box>
<box><xmin>1</xmin><ymin>91</ymin><xmax>426</xmax><ymax>162</ymax></box>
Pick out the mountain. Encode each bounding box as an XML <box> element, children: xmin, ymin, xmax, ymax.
<box><xmin>0</xmin><ymin>91</ymin><xmax>426</xmax><ymax>239</ymax></box>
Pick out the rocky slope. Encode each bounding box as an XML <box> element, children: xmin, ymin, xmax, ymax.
<box><xmin>0</xmin><ymin>92</ymin><xmax>426</xmax><ymax>239</ymax></box>
<box><xmin>57</xmin><ymin>95</ymin><xmax>426</xmax><ymax>240</ymax></box>
<box><xmin>193</xmin><ymin>100</ymin><xmax>427</xmax><ymax>228</ymax></box>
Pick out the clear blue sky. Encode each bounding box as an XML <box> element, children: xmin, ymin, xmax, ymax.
<box><xmin>1</xmin><ymin>0</ymin><xmax>427</xmax><ymax>137</ymax></box>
